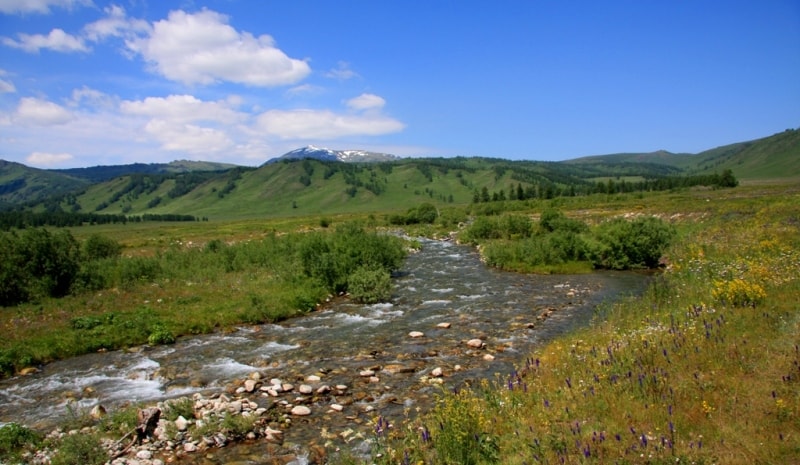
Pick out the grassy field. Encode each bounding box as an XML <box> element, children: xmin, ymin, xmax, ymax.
<box><xmin>2</xmin><ymin>180</ymin><xmax>799</xmax><ymax>464</ymax></box>
<box><xmin>334</xmin><ymin>181</ymin><xmax>800</xmax><ymax>464</ymax></box>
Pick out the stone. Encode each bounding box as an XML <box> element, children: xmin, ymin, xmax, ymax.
<box><xmin>306</xmin><ymin>375</ymin><xmax>321</xmax><ymax>382</ymax></box>
<box><xmin>467</xmin><ymin>338</ymin><xmax>484</xmax><ymax>348</ymax></box>
<box><xmin>136</xmin><ymin>450</ymin><xmax>153</xmax><ymax>460</ymax></box>
<box><xmin>244</xmin><ymin>379</ymin><xmax>257</xmax><ymax>392</ymax></box>
<box><xmin>483</xmin><ymin>354</ymin><xmax>495</xmax><ymax>361</ymax></box>
<box><xmin>369</xmin><ymin>376</ymin><xmax>380</xmax><ymax>383</ymax></box>
<box><xmin>408</xmin><ymin>331</ymin><xmax>425</xmax><ymax>338</ymax></box>
<box><xmin>18</xmin><ymin>367</ymin><xmax>38</xmax><ymax>376</ymax></box>
<box><xmin>89</xmin><ymin>404</ymin><xmax>106</xmax><ymax>419</ymax></box>
<box><xmin>228</xmin><ymin>400</ymin><xmax>243</xmax><ymax>414</ymax></box>
<box><xmin>249</xmin><ymin>371</ymin><xmax>261</xmax><ymax>381</ymax></box>
<box><xmin>282</xmin><ymin>383</ymin><xmax>294</xmax><ymax>392</ymax></box>
<box><xmin>436</xmin><ymin>322</ymin><xmax>452</xmax><ymax>329</ymax></box>
<box><xmin>291</xmin><ymin>405</ymin><xmax>311</xmax><ymax>416</ymax></box>
<box><xmin>175</xmin><ymin>415</ymin><xmax>189</xmax><ymax>431</ymax></box>
<box><xmin>298</xmin><ymin>384</ymin><xmax>313</xmax><ymax>395</ymax></box>
<box><xmin>184</xmin><ymin>442</ymin><xmax>198</xmax><ymax>452</ymax></box>
<box><xmin>431</xmin><ymin>367</ymin><xmax>443</xmax><ymax>377</ymax></box>
<box><xmin>359</xmin><ymin>369</ymin><xmax>375</xmax><ymax>377</ymax></box>
<box><xmin>330</xmin><ymin>404</ymin><xmax>344</xmax><ymax>412</ymax></box>
<box><xmin>316</xmin><ymin>385</ymin><xmax>331</xmax><ymax>394</ymax></box>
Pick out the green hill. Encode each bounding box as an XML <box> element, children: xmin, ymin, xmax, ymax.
<box><xmin>3</xmin><ymin>128</ymin><xmax>798</xmax><ymax>221</ymax></box>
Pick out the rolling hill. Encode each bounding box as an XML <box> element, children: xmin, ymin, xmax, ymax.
<box><xmin>1</xmin><ymin>128</ymin><xmax>797</xmax><ymax>220</ymax></box>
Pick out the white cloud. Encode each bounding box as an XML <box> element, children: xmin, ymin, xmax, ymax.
<box><xmin>15</xmin><ymin>97</ymin><xmax>74</xmax><ymax>125</ymax></box>
<box><xmin>257</xmin><ymin>108</ymin><xmax>404</xmax><ymax>140</ymax></box>
<box><xmin>26</xmin><ymin>151</ymin><xmax>73</xmax><ymax>166</ymax></box>
<box><xmin>2</xmin><ymin>28</ymin><xmax>88</xmax><ymax>53</ymax></box>
<box><xmin>143</xmin><ymin>119</ymin><xmax>234</xmax><ymax>154</ymax></box>
<box><xmin>0</xmin><ymin>0</ymin><xmax>91</xmax><ymax>15</ymax></box>
<box><xmin>346</xmin><ymin>93</ymin><xmax>386</xmax><ymax>111</ymax></box>
<box><xmin>326</xmin><ymin>61</ymin><xmax>359</xmax><ymax>80</ymax></box>
<box><xmin>126</xmin><ymin>9</ymin><xmax>310</xmax><ymax>87</ymax></box>
<box><xmin>83</xmin><ymin>5</ymin><xmax>150</xmax><ymax>42</ymax></box>
<box><xmin>120</xmin><ymin>94</ymin><xmax>243</xmax><ymax>124</ymax></box>
<box><xmin>0</xmin><ymin>78</ymin><xmax>14</xmax><ymax>93</ymax></box>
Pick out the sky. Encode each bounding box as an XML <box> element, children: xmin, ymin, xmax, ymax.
<box><xmin>0</xmin><ymin>1</ymin><xmax>798</xmax><ymax>168</ymax></box>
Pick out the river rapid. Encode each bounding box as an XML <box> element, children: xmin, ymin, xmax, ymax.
<box><xmin>0</xmin><ymin>237</ymin><xmax>649</xmax><ymax>463</ymax></box>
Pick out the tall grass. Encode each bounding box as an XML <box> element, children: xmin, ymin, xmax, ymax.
<box><xmin>360</xmin><ymin>187</ymin><xmax>800</xmax><ymax>464</ymax></box>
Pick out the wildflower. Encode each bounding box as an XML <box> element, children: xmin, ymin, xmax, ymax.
<box><xmin>702</xmin><ymin>400</ymin><xmax>715</xmax><ymax>416</ymax></box>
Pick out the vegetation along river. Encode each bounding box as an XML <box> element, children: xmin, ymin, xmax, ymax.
<box><xmin>0</xmin><ymin>237</ymin><xmax>650</xmax><ymax>463</ymax></box>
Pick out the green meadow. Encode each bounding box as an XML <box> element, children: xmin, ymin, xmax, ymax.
<box><xmin>1</xmin><ymin>179</ymin><xmax>799</xmax><ymax>464</ymax></box>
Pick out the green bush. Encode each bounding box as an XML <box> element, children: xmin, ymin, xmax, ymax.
<box><xmin>148</xmin><ymin>324</ymin><xmax>176</xmax><ymax>345</ymax></box>
<box><xmin>348</xmin><ymin>266</ymin><xmax>393</xmax><ymax>303</ymax></box>
<box><xmin>82</xmin><ymin>234</ymin><xmax>122</xmax><ymax>261</ymax></box>
<box><xmin>0</xmin><ymin>423</ymin><xmax>42</xmax><ymax>462</ymax></box>
<box><xmin>50</xmin><ymin>433</ymin><xmax>107</xmax><ymax>465</ymax></box>
<box><xmin>593</xmin><ymin>216</ymin><xmax>675</xmax><ymax>269</ymax></box>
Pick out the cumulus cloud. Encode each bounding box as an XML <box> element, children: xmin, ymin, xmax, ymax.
<box><xmin>120</xmin><ymin>94</ymin><xmax>244</xmax><ymax>124</ymax></box>
<box><xmin>0</xmin><ymin>0</ymin><xmax>91</xmax><ymax>15</ymax></box>
<box><xmin>143</xmin><ymin>119</ymin><xmax>234</xmax><ymax>154</ymax></box>
<box><xmin>346</xmin><ymin>93</ymin><xmax>386</xmax><ymax>111</ymax></box>
<box><xmin>15</xmin><ymin>97</ymin><xmax>74</xmax><ymax>125</ymax></box>
<box><xmin>2</xmin><ymin>28</ymin><xmax>88</xmax><ymax>53</ymax></box>
<box><xmin>83</xmin><ymin>5</ymin><xmax>150</xmax><ymax>42</ymax></box>
<box><xmin>125</xmin><ymin>9</ymin><xmax>310</xmax><ymax>87</ymax></box>
<box><xmin>26</xmin><ymin>151</ymin><xmax>73</xmax><ymax>166</ymax></box>
<box><xmin>257</xmin><ymin>108</ymin><xmax>404</xmax><ymax>140</ymax></box>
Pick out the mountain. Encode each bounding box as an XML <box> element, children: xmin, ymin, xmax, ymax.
<box><xmin>1</xmin><ymin>128</ymin><xmax>797</xmax><ymax>219</ymax></box>
<box><xmin>563</xmin><ymin>128</ymin><xmax>800</xmax><ymax>179</ymax></box>
<box><xmin>270</xmin><ymin>145</ymin><xmax>400</xmax><ymax>164</ymax></box>
<box><xmin>52</xmin><ymin>160</ymin><xmax>240</xmax><ymax>184</ymax></box>
<box><xmin>0</xmin><ymin>160</ymin><xmax>88</xmax><ymax>206</ymax></box>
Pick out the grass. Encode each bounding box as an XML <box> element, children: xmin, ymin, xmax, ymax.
<box><xmin>341</xmin><ymin>182</ymin><xmax>800</xmax><ymax>464</ymax></box>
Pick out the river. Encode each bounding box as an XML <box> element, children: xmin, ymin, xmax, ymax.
<box><xmin>0</xmin><ymin>237</ymin><xmax>649</xmax><ymax>463</ymax></box>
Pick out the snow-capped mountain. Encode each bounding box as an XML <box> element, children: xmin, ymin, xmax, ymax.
<box><xmin>269</xmin><ymin>145</ymin><xmax>399</xmax><ymax>163</ymax></box>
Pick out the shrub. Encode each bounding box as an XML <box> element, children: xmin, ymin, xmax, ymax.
<box><xmin>148</xmin><ymin>324</ymin><xmax>176</xmax><ymax>345</ymax></box>
<box><xmin>712</xmin><ymin>278</ymin><xmax>767</xmax><ymax>307</ymax></box>
<box><xmin>50</xmin><ymin>433</ymin><xmax>107</xmax><ymax>465</ymax></box>
<box><xmin>348</xmin><ymin>266</ymin><xmax>393</xmax><ymax>303</ymax></box>
<box><xmin>593</xmin><ymin>216</ymin><xmax>675</xmax><ymax>269</ymax></box>
<box><xmin>0</xmin><ymin>423</ymin><xmax>42</xmax><ymax>462</ymax></box>
<box><xmin>83</xmin><ymin>234</ymin><xmax>122</xmax><ymax>261</ymax></box>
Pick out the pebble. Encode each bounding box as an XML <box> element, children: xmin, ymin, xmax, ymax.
<box><xmin>136</xmin><ymin>450</ymin><xmax>153</xmax><ymax>460</ymax></box>
<box><xmin>467</xmin><ymin>338</ymin><xmax>484</xmax><ymax>348</ymax></box>
<box><xmin>408</xmin><ymin>331</ymin><xmax>425</xmax><ymax>338</ymax></box>
<box><xmin>436</xmin><ymin>322</ymin><xmax>451</xmax><ymax>329</ymax></box>
<box><xmin>431</xmin><ymin>367</ymin><xmax>443</xmax><ymax>377</ymax></box>
<box><xmin>298</xmin><ymin>384</ymin><xmax>313</xmax><ymax>395</ymax></box>
<box><xmin>291</xmin><ymin>405</ymin><xmax>312</xmax><ymax>416</ymax></box>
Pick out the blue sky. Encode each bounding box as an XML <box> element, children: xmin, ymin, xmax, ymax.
<box><xmin>1</xmin><ymin>1</ymin><xmax>798</xmax><ymax>168</ymax></box>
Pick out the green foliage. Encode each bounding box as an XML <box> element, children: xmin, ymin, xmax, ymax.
<box><xmin>0</xmin><ymin>228</ymin><xmax>81</xmax><ymax>305</ymax></box>
<box><xmin>163</xmin><ymin>397</ymin><xmax>195</xmax><ymax>422</ymax></box>
<box><xmin>298</xmin><ymin>222</ymin><xmax>405</xmax><ymax>294</ymax></box>
<box><xmin>427</xmin><ymin>388</ymin><xmax>500</xmax><ymax>465</ymax></box>
<box><xmin>0</xmin><ymin>423</ymin><xmax>42</xmax><ymax>462</ymax></box>
<box><xmin>148</xmin><ymin>323</ymin><xmax>176</xmax><ymax>345</ymax></box>
<box><xmin>348</xmin><ymin>266</ymin><xmax>393</xmax><ymax>303</ymax></box>
<box><xmin>220</xmin><ymin>413</ymin><xmax>258</xmax><ymax>439</ymax></box>
<box><xmin>593</xmin><ymin>216</ymin><xmax>676</xmax><ymax>269</ymax></box>
<box><xmin>50</xmin><ymin>433</ymin><xmax>107</xmax><ymax>465</ymax></box>
<box><xmin>82</xmin><ymin>234</ymin><xmax>122</xmax><ymax>260</ymax></box>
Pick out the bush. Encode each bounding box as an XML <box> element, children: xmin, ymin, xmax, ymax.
<box><xmin>83</xmin><ymin>234</ymin><xmax>122</xmax><ymax>261</ymax></box>
<box><xmin>594</xmin><ymin>216</ymin><xmax>675</xmax><ymax>269</ymax></box>
<box><xmin>148</xmin><ymin>324</ymin><xmax>176</xmax><ymax>345</ymax></box>
<box><xmin>348</xmin><ymin>266</ymin><xmax>393</xmax><ymax>303</ymax></box>
<box><xmin>0</xmin><ymin>423</ymin><xmax>41</xmax><ymax>462</ymax></box>
<box><xmin>50</xmin><ymin>433</ymin><xmax>107</xmax><ymax>465</ymax></box>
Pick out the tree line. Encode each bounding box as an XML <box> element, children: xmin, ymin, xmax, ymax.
<box><xmin>0</xmin><ymin>211</ymin><xmax>204</xmax><ymax>231</ymax></box>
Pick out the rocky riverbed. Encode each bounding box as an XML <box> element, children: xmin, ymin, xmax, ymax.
<box><xmin>3</xmin><ymin>238</ymin><xmax>650</xmax><ymax>464</ymax></box>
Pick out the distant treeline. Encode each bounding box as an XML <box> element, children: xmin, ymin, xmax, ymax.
<box><xmin>473</xmin><ymin>169</ymin><xmax>738</xmax><ymax>202</ymax></box>
<box><xmin>0</xmin><ymin>211</ymin><xmax>204</xmax><ymax>231</ymax></box>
